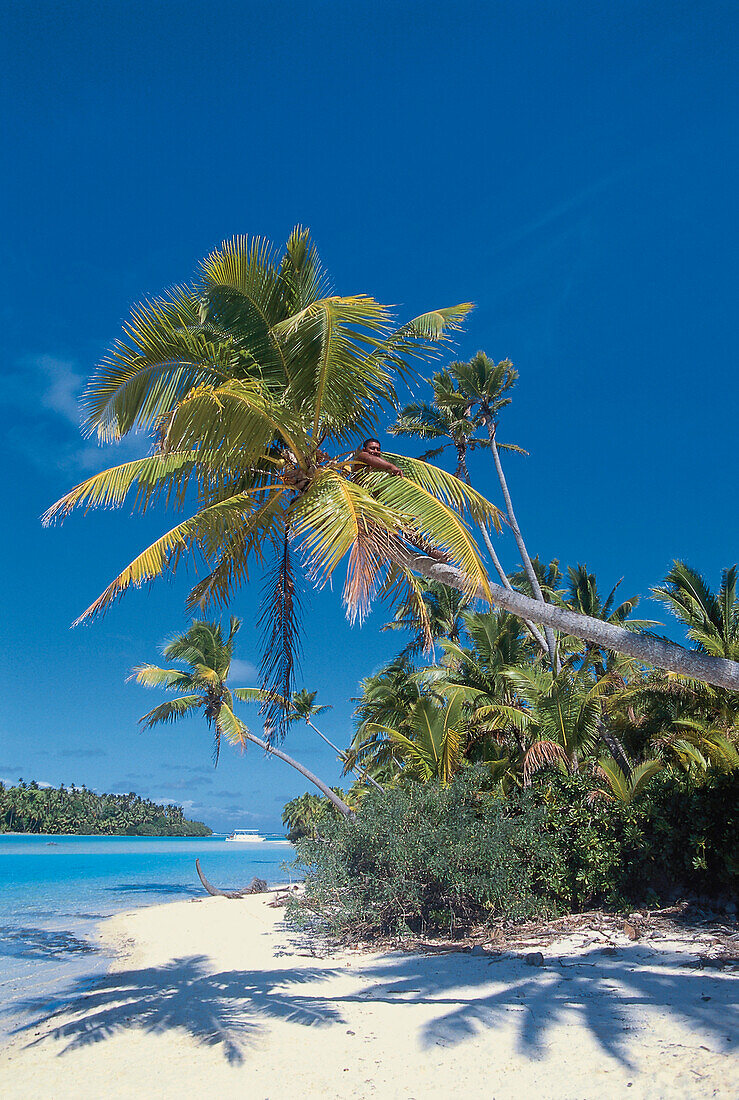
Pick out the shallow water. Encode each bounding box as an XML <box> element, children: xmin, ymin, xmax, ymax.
<box><xmin>0</xmin><ymin>834</ymin><xmax>296</xmax><ymax>1037</ymax></box>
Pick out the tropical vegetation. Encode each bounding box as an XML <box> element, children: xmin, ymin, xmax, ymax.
<box><xmin>41</xmin><ymin>227</ymin><xmax>739</xmax><ymax>928</ymax></box>
<box><xmin>0</xmin><ymin>780</ymin><xmax>210</xmax><ymax>835</ymax></box>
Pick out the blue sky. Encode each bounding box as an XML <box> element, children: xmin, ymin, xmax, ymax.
<box><xmin>1</xmin><ymin>1</ymin><xmax>736</xmax><ymax>831</ymax></box>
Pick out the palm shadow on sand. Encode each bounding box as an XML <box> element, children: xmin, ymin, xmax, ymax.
<box><xmin>11</xmin><ymin>955</ymin><xmax>344</xmax><ymax>1065</ymax></box>
<box><xmin>9</xmin><ymin>946</ymin><xmax>737</xmax><ymax>1068</ymax></box>
<box><xmin>346</xmin><ymin>947</ymin><xmax>738</xmax><ymax>1068</ymax></box>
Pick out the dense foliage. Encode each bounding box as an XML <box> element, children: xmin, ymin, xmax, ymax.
<box><xmin>0</xmin><ymin>780</ymin><xmax>211</xmax><ymax>835</ymax></box>
<box><xmin>40</xmin><ymin>227</ymin><xmax>739</xmax><ymax>912</ymax></box>
<box><xmin>291</xmin><ymin>769</ymin><xmax>738</xmax><ymax>938</ymax></box>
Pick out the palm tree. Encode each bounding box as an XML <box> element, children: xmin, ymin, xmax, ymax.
<box><xmin>391</xmin><ymin>369</ymin><xmax>549</xmax><ymax>657</ymax></box>
<box><xmin>475</xmin><ymin>665</ymin><xmax>611</xmax><ymax>783</ymax></box>
<box><xmin>44</xmin><ymin>228</ymin><xmax>500</xmax><ymax>736</ymax></box>
<box><xmin>589</xmin><ymin>758</ymin><xmax>663</xmax><ymax>805</ymax></box>
<box><xmin>44</xmin><ymin>231</ymin><xmax>739</xmax><ymax>693</ymax></box>
<box><xmin>132</xmin><ymin>618</ymin><xmax>354</xmax><ymax>818</ymax></box>
<box><xmin>234</xmin><ymin>686</ymin><xmax>384</xmax><ymax>793</ymax></box>
<box><xmin>381</xmin><ymin>578</ymin><xmax>467</xmax><ymax>660</ymax></box>
<box><xmin>440</xmin><ymin>352</ymin><xmax>558</xmax><ymax>668</ymax></box>
<box><xmin>365</xmin><ymin>691</ymin><xmax>469</xmax><ymax>784</ymax></box>
<box><xmin>653</xmin><ymin>562</ymin><xmax>739</xmax><ymax>662</ymax></box>
<box><xmin>344</xmin><ymin>658</ymin><xmax>423</xmax><ymax>780</ymax></box>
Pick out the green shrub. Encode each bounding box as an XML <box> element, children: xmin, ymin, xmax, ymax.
<box><xmin>288</xmin><ymin>767</ymin><xmax>737</xmax><ymax>939</ymax></box>
<box><xmin>291</xmin><ymin>769</ymin><xmax>561</xmax><ymax>938</ymax></box>
<box><xmin>527</xmin><ymin>769</ymin><xmax>738</xmax><ymax>907</ymax></box>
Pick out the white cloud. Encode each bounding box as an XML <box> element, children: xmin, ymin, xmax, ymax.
<box><xmin>6</xmin><ymin>353</ymin><xmax>151</xmax><ymax>474</ymax></box>
<box><xmin>227</xmin><ymin>659</ymin><xmax>259</xmax><ymax>685</ymax></box>
<box><xmin>35</xmin><ymin>355</ymin><xmax>85</xmax><ymax>425</ymax></box>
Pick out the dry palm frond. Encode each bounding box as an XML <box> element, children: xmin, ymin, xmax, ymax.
<box><xmin>521</xmin><ymin>740</ymin><xmax>568</xmax><ymax>785</ymax></box>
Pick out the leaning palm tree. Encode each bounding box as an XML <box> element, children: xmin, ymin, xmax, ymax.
<box><xmin>44</xmin><ymin>228</ymin><xmax>500</xmax><ymax>736</ymax></box>
<box><xmin>233</xmin><ymin>686</ymin><xmax>384</xmax><ymax>793</ymax></box>
<box><xmin>44</xmin><ymin>230</ymin><xmax>739</xmax><ymax>693</ymax></box>
<box><xmin>132</xmin><ymin>618</ymin><xmax>354</xmax><ymax>818</ymax></box>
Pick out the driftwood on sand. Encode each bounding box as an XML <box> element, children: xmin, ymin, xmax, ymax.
<box><xmin>195</xmin><ymin>858</ymin><xmax>268</xmax><ymax>898</ymax></box>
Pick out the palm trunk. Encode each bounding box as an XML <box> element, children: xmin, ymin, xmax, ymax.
<box><xmin>484</xmin><ymin>417</ymin><xmax>559</xmax><ymax>671</ymax></box>
<box><xmin>388</xmin><ymin>545</ymin><xmax>739</xmax><ymax>691</ymax></box>
<box><xmin>305</xmin><ymin>718</ymin><xmax>384</xmax><ymax>793</ymax></box>
<box><xmin>596</xmin><ymin>719</ymin><xmax>632</xmax><ymax>779</ymax></box>
<box><xmin>457</xmin><ymin>443</ymin><xmax>550</xmax><ymax>657</ymax></box>
<box><xmin>244</xmin><ymin>731</ymin><xmax>355</xmax><ymax>819</ymax></box>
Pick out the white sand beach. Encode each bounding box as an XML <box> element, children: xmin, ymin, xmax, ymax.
<box><xmin>0</xmin><ymin>894</ymin><xmax>736</xmax><ymax>1100</ymax></box>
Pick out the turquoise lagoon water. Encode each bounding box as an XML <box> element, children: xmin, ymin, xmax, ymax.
<box><xmin>0</xmin><ymin>834</ymin><xmax>296</xmax><ymax>1037</ymax></box>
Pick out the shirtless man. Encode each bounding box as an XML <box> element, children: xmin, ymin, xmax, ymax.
<box><xmin>354</xmin><ymin>439</ymin><xmax>449</xmax><ymax>562</ymax></box>
<box><xmin>354</xmin><ymin>438</ymin><xmax>405</xmax><ymax>476</ymax></box>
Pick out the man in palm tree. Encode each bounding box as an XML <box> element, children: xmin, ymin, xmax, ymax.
<box><xmin>355</xmin><ymin>439</ymin><xmax>454</xmax><ymax>563</ymax></box>
<box><xmin>355</xmin><ymin>438</ymin><xmax>405</xmax><ymax>477</ymax></box>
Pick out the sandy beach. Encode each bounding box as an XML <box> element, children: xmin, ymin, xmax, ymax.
<box><xmin>0</xmin><ymin>894</ymin><xmax>736</xmax><ymax>1100</ymax></box>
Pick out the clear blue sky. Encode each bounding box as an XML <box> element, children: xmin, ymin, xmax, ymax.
<box><xmin>1</xmin><ymin>1</ymin><xmax>736</xmax><ymax>831</ymax></box>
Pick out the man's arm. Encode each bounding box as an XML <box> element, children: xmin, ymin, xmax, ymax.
<box><xmin>354</xmin><ymin>450</ymin><xmax>405</xmax><ymax>476</ymax></box>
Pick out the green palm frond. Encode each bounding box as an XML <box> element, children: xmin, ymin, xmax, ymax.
<box><xmin>214</xmin><ymin>703</ymin><xmax>249</xmax><ymax>749</ymax></box>
<box><xmin>42</xmin><ymin>451</ymin><xmax>203</xmax><ymax>524</ymax></box>
<box><xmin>73</xmin><ymin>488</ymin><xmax>280</xmax><ymax>623</ymax></box>
<box><xmin>185</xmin><ymin>488</ymin><xmax>287</xmax><ymax>612</ymax></box>
<box><xmin>404</xmin><ymin>304</ymin><xmax>474</xmax><ymax>341</ymax></box>
<box><xmin>85</xmin><ymin>286</ymin><xmax>234</xmax><ymax>441</ymax></box>
<box><xmin>381</xmin><ymin>453</ymin><xmax>502</xmax><ymax>531</ymax></box>
<box><xmin>161</xmin><ymin>380</ymin><xmax>288</xmax><ymax>458</ymax></box>
<box><xmin>391</xmin><ymin>403</ymin><xmax>451</xmax><ymax>440</ymax></box>
<box><xmin>128</xmin><ymin>665</ymin><xmax>195</xmax><ymax>692</ymax></box>
<box><xmin>139</xmin><ymin>695</ymin><xmax>203</xmax><ymax>729</ymax></box>
<box><xmin>594</xmin><ymin>757</ymin><xmax>662</xmax><ymax>803</ymax></box>
<box><xmin>280</xmin><ymin>225</ymin><xmax>332</xmax><ymax>310</ymax></box>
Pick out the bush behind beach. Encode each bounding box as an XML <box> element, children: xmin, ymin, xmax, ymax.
<box><xmin>290</xmin><ymin>768</ymin><xmax>738</xmax><ymax>938</ymax></box>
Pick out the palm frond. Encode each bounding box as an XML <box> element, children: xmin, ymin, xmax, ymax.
<box><xmin>42</xmin><ymin>451</ymin><xmax>204</xmax><ymax>525</ymax></box>
<box><xmin>382</xmin><ymin>453</ymin><xmax>502</xmax><ymax>531</ymax></box>
<box><xmin>288</xmin><ymin>469</ymin><xmax>399</xmax><ymax>589</ymax></box>
<box><xmin>84</xmin><ymin>286</ymin><xmax>233</xmax><ymax>441</ymax></box>
<box><xmin>186</xmin><ymin>489</ymin><xmax>287</xmax><ymax>612</ymax></box>
<box><xmin>128</xmin><ymin>665</ymin><xmax>194</xmax><ymax>692</ymax></box>
<box><xmin>72</xmin><ymin>488</ymin><xmax>278</xmax><ymax>624</ymax></box>
<box><xmin>139</xmin><ymin>695</ymin><xmax>203</xmax><ymax>729</ymax></box>
<box><xmin>258</xmin><ymin>532</ymin><xmax>302</xmax><ymax>741</ymax></box>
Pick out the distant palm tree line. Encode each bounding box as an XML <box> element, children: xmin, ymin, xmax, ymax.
<box><xmin>0</xmin><ymin>780</ymin><xmax>211</xmax><ymax>835</ymax></box>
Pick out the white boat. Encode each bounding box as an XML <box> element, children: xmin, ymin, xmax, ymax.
<box><xmin>225</xmin><ymin>829</ymin><xmax>266</xmax><ymax>843</ymax></box>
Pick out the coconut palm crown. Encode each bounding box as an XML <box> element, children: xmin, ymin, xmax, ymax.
<box><xmin>44</xmin><ymin>228</ymin><xmax>502</xmax><ymax>734</ymax></box>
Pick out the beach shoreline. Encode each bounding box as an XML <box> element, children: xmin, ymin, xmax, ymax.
<box><xmin>0</xmin><ymin>892</ymin><xmax>736</xmax><ymax>1099</ymax></box>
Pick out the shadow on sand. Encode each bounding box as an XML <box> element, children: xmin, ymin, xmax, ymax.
<box><xmin>0</xmin><ymin>926</ymin><xmax>100</xmax><ymax>961</ymax></box>
<box><xmin>8</xmin><ymin>946</ymin><xmax>737</xmax><ymax>1068</ymax></box>
<box><xmin>10</xmin><ymin>956</ymin><xmax>344</xmax><ymax>1064</ymax></box>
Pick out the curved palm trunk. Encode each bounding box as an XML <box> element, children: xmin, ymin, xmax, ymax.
<box><xmin>390</xmin><ymin>546</ymin><xmax>739</xmax><ymax>691</ymax></box>
<box><xmin>245</xmin><ymin>730</ymin><xmax>355</xmax><ymax>819</ymax></box>
<box><xmin>457</xmin><ymin>444</ymin><xmax>550</xmax><ymax>657</ymax></box>
<box><xmin>484</xmin><ymin>418</ymin><xmax>559</xmax><ymax>671</ymax></box>
<box><xmin>305</xmin><ymin>718</ymin><xmax>384</xmax><ymax>793</ymax></box>
<box><xmin>596</xmin><ymin>719</ymin><xmax>632</xmax><ymax>779</ymax></box>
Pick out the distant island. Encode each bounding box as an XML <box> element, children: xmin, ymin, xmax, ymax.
<box><xmin>0</xmin><ymin>780</ymin><xmax>212</xmax><ymax>836</ymax></box>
